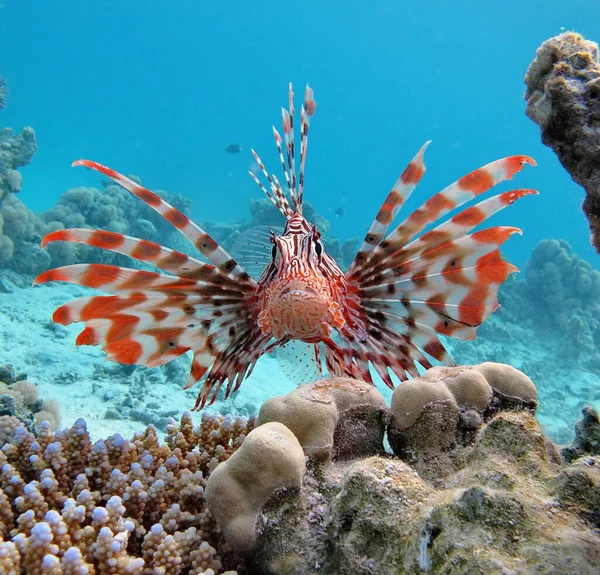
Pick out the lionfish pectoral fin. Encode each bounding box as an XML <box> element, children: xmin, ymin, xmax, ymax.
<box><xmin>37</xmin><ymin>161</ymin><xmax>265</xmax><ymax>408</ymax></box>
<box><xmin>343</xmin><ymin>152</ymin><xmax>537</xmax><ymax>385</ymax></box>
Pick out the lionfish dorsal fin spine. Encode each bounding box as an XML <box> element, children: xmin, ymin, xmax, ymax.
<box><xmin>250</xmin><ymin>82</ymin><xmax>316</xmax><ymax>219</ymax></box>
<box><xmin>297</xmin><ymin>84</ymin><xmax>316</xmax><ymax>211</ymax></box>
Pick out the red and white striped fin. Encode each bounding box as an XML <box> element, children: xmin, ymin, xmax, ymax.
<box><xmin>342</xmin><ymin>152</ymin><xmax>537</xmax><ymax>388</ymax></box>
<box><xmin>48</xmin><ymin>292</ymin><xmax>244</xmax><ymax>326</ymax></box>
<box><xmin>349</xmin><ymin>154</ymin><xmax>536</xmax><ymax>282</ymax></box>
<box><xmin>350</xmin><ymin>142</ymin><xmax>430</xmax><ymax>271</ymax></box>
<box><xmin>35</xmin><ymin>262</ymin><xmax>268</xmax><ymax>407</ymax></box>
<box><xmin>357</xmin><ymin>189</ymin><xmax>538</xmax><ymax>287</ymax></box>
<box><xmin>285</xmin><ymin>82</ymin><xmax>297</xmax><ymax>197</ymax></box>
<box><xmin>272</xmin><ymin>125</ymin><xmax>297</xmax><ymax>210</ymax></box>
<box><xmin>36</xmin><ymin>264</ymin><xmax>187</xmax><ymax>292</ymax></box>
<box><xmin>41</xmin><ymin>228</ymin><xmax>249</xmax><ymax>285</ymax></box>
<box><xmin>189</xmin><ymin>325</ymin><xmax>272</xmax><ymax>410</ymax></box>
<box><xmin>72</xmin><ymin>160</ymin><xmax>251</xmax><ymax>283</ymax></box>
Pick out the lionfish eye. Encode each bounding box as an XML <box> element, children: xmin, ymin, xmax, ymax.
<box><xmin>271</xmin><ymin>244</ymin><xmax>278</xmax><ymax>260</ymax></box>
<box><xmin>314</xmin><ymin>240</ymin><xmax>323</xmax><ymax>257</ymax></box>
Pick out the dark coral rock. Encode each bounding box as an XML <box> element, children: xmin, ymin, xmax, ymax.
<box><xmin>251</xmin><ymin>413</ymin><xmax>599</xmax><ymax>575</ymax></box>
<box><xmin>562</xmin><ymin>405</ymin><xmax>600</xmax><ymax>462</ymax></box>
<box><xmin>525</xmin><ymin>32</ymin><xmax>600</xmax><ymax>252</ymax></box>
<box><xmin>555</xmin><ymin>455</ymin><xmax>600</xmax><ymax>527</ymax></box>
<box><xmin>0</xmin><ymin>364</ymin><xmax>16</xmax><ymax>385</ymax></box>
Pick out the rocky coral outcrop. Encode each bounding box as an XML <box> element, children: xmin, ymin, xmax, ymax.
<box><xmin>0</xmin><ymin>127</ymin><xmax>36</xmax><ymax>203</ymax></box>
<box><xmin>202</xmin><ymin>365</ymin><xmax>598</xmax><ymax>575</ymax></box>
<box><xmin>257</xmin><ymin>377</ymin><xmax>388</xmax><ymax>460</ymax></box>
<box><xmin>205</xmin><ymin>422</ymin><xmax>304</xmax><ymax>553</ymax></box>
<box><xmin>524</xmin><ymin>32</ymin><xmax>600</xmax><ymax>252</ymax></box>
<box><xmin>387</xmin><ymin>362</ymin><xmax>537</xmax><ymax>482</ymax></box>
<box><xmin>247</xmin><ymin>410</ymin><xmax>599</xmax><ymax>575</ymax></box>
<box><xmin>562</xmin><ymin>405</ymin><xmax>600</xmax><ymax>463</ymax></box>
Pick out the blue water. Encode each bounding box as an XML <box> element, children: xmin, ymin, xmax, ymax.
<box><xmin>1</xmin><ymin>0</ymin><xmax>599</xmax><ymax>270</ymax></box>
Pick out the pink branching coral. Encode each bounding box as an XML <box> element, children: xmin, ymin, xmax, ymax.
<box><xmin>0</xmin><ymin>412</ymin><xmax>253</xmax><ymax>574</ymax></box>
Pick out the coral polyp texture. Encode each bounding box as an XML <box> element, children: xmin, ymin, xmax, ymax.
<box><xmin>0</xmin><ymin>412</ymin><xmax>251</xmax><ymax>574</ymax></box>
<box><xmin>524</xmin><ymin>32</ymin><xmax>600</xmax><ymax>252</ymax></box>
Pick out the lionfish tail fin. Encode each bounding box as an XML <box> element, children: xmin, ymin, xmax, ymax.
<box><xmin>343</xmin><ymin>151</ymin><xmax>537</xmax><ymax>387</ymax></box>
<box><xmin>249</xmin><ymin>83</ymin><xmax>316</xmax><ymax>219</ymax></box>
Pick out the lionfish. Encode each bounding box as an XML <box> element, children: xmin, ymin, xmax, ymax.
<box><xmin>34</xmin><ymin>84</ymin><xmax>537</xmax><ymax>410</ymax></box>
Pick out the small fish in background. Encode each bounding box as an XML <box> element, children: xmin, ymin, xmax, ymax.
<box><xmin>36</xmin><ymin>83</ymin><xmax>537</xmax><ymax>411</ymax></box>
<box><xmin>225</xmin><ymin>143</ymin><xmax>242</xmax><ymax>154</ymax></box>
<box><xmin>334</xmin><ymin>207</ymin><xmax>344</xmax><ymax>217</ymax></box>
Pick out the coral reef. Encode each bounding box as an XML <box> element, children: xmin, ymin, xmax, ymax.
<box><xmin>497</xmin><ymin>239</ymin><xmax>600</xmax><ymax>370</ymax></box>
<box><xmin>562</xmin><ymin>405</ymin><xmax>600</xmax><ymax>463</ymax></box>
<box><xmin>0</xmin><ymin>411</ymin><xmax>252</xmax><ymax>574</ymax></box>
<box><xmin>387</xmin><ymin>362</ymin><xmax>537</xmax><ymax>481</ymax></box>
<box><xmin>1</xmin><ymin>363</ymin><xmax>599</xmax><ymax>574</ymax></box>
<box><xmin>0</xmin><ymin>364</ymin><xmax>61</xmax><ymax>443</ymax></box>
<box><xmin>524</xmin><ymin>32</ymin><xmax>600</xmax><ymax>252</ymax></box>
<box><xmin>0</xmin><ymin>127</ymin><xmax>37</xmax><ymax>203</ymax></box>
<box><xmin>0</xmin><ymin>74</ymin><xmax>36</xmax><ymax>203</ymax></box>
<box><xmin>201</xmin><ymin>365</ymin><xmax>599</xmax><ymax>574</ymax></box>
<box><xmin>0</xmin><ymin>179</ymin><xmax>191</xmax><ymax>274</ymax></box>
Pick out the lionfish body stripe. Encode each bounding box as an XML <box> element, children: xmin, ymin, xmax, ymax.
<box><xmin>35</xmin><ymin>83</ymin><xmax>537</xmax><ymax>410</ymax></box>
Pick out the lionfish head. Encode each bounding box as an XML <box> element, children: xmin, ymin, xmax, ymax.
<box><xmin>257</xmin><ymin>213</ymin><xmax>346</xmax><ymax>342</ymax></box>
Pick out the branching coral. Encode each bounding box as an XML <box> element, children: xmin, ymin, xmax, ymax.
<box><xmin>524</xmin><ymin>32</ymin><xmax>600</xmax><ymax>252</ymax></box>
<box><xmin>0</xmin><ymin>411</ymin><xmax>253</xmax><ymax>574</ymax></box>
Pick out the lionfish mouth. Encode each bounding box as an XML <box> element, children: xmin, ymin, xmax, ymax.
<box><xmin>265</xmin><ymin>279</ymin><xmax>332</xmax><ymax>340</ymax></box>
<box><xmin>280</xmin><ymin>285</ymin><xmax>319</xmax><ymax>297</ymax></box>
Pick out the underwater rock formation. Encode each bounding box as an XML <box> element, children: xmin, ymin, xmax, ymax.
<box><xmin>247</xmin><ymin>412</ymin><xmax>598</xmax><ymax>575</ymax></box>
<box><xmin>562</xmin><ymin>405</ymin><xmax>600</xmax><ymax>463</ymax></box>
<box><xmin>524</xmin><ymin>32</ymin><xmax>600</xmax><ymax>252</ymax></box>
<box><xmin>0</xmin><ymin>179</ymin><xmax>191</xmax><ymax>274</ymax></box>
<box><xmin>0</xmin><ymin>75</ymin><xmax>36</xmax><ymax>203</ymax></box>
<box><xmin>387</xmin><ymin>362</ymin><xmax>537</xmax><ymax>482</ymax></box>
<box><xmin>205</xmin><ymin>422</ymin><xmax>304</xmax><ymax>553</ymax></box>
